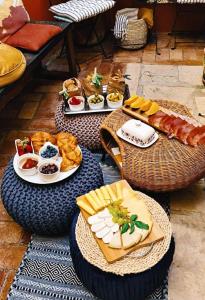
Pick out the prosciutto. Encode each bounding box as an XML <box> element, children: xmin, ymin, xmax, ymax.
<box><xmin>148</xmin><ymin>111</ymin><xmax>167</xmax><ymax>128</ymax></box>
<box><xmin>147</xmin><ymin>110</ymin><xmax>205</xmax><ymax>147</ymax></box>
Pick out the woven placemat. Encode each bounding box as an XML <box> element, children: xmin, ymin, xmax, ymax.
<box><xmin>76</xmin><ymin>191</ymin><xmax>172</xmax><ymax>276</ymax></box>
<box><xmin>100</xmin><ymin>100</ymin><xmax>205</xmax><ymax>192</ymax></box>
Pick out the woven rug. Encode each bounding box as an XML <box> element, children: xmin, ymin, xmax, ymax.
<box><xmin>8</xmin><ymin>156</ymin><xmax>170</xmax><ymax>300</ymax></box>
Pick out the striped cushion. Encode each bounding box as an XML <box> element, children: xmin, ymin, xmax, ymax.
<box><xmin>49</xmin><ymin>0</ymin><xmax>115</xmax><ymax>22</ymax></box>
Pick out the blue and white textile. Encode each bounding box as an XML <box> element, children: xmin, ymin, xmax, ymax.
<box><xmin>114</xmin><ymin>8</ymin><xmax>139</xmax><ymax>40</ymax></box>
<box><xmin>50</xmin><ymin>0</ymin><xmax>115</xmax><ymax>23</ymax></box>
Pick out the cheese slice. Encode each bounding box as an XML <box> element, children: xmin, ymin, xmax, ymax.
<box><xmin>116</xmin><ymin>181</ymin><xmax>122</xmax><ymax>200</ymax></box>
<box><xmin>106</xmin><ymin>185</ymin><xmax>117</xmax><ymax>202</ymax></box>
<box><xmin>100</xmin><ymin>186</ymin><xmax>110</xmax><ymax>205</ymax></box>
<box><xmin>109</xmin><ymin>230</ymin><xmax>122</xmax><ymax>249</ymax></box>
<box><xmin>85</xmin><ymin>193</ymin><xmax>100</xmax><ymax>211</ymax></box>
<box><xmin>122</xmin><ymin>229</ymin><xmax>142</xmax><ymax>249</ymax></box>
<box><xmin>89</xmin><ymin>191</ymin><xmax>104</xmax><ymax>210</ymax></box>
<box><xmin>95</xmin><ymin>189</ymin><xmax>107</xmax><ymax>206</ymax></box>
<box><xmin>77</xmin><ymin>199</ymin><xmax>95</xmax><ymax>215</ymax></box>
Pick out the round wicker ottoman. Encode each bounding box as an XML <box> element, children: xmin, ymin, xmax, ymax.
<box><xmin>69</xmin><ymin>213</ymin><xmax>175</xmax><ymax>300</ymax></box>
<box><xmin>100</xmin><ymin>100</ymin><xmax>205</xmax><ymax>192</ymax></box>
<box><xmin>1</xmin><ymin>148</ymin><xmax>103</xmax><ymax>235</ymax></box>
<box><xmin>55</xmin><ymin>101</ymin><xmax>108</xmax><ymax>151</ymax></box>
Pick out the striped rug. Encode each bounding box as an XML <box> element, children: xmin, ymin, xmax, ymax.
<box><xmin>8</xmin><ymin>156</ymin><xmax>169</xmax><ymax>300</ymax></box>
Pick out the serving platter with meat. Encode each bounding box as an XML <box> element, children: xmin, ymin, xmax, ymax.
<box><xmin>123</xmin><ymin>95</ymin><xmax>205</xmax><ymax>147</ymax></box>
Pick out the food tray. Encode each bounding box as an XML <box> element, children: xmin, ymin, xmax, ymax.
<box><xmin>63</xmin><ymin>84</ymin><xmax>130</xmax><ymax>115</ymax></box>
<box><xmin>76</xmin><ymin>180</ymin><xmax>164</xmax><ymax>263</ymax></box>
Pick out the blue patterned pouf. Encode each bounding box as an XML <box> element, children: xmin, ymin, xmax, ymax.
<box><xmin>69</xmin><ymin>213</ymin><xmax>175</xmax><ymax>300</ymax></box>
<box><xmin>1</xmin><ymin>148</ymin><xmax>103</xmax><ymax>235</ymax></box>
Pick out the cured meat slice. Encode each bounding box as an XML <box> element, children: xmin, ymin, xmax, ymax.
<box><xmin>177</xmin><ymin>123</ymin><xmax>195</xmax><ymax>144</ymax></box>
<box><xmin>148</xmin><ymin>111</ymin><xmax>167</xmax><ymax>128</ymax></box>
<box><xmin>159</xmin><ymin>115</ymin><xmax>177</xmax><ymax>133</ymax></box>
<box><xmin>169</xmin><ymin>118</ymin><xmax>188</xmax><ymax>137</ymax></box>
<box><xmin>198</xmin><ymin>135</ymin><xmax>205</xmax><ymax>145</ymax></box>
<box><xmin>187</xmin><ymin>126</ymin><xmax>205</xmax><ymax>146</ymax></box>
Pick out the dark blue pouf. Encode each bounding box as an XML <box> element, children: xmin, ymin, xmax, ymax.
<box><xmin>1</xmin><ymin>148</ymin><xmax>103</xmax><ymax>235</ymax></box>
<box><xmin>69</xmin><ymin>213</ymin><xmax>175</xmax><ymax>300</ymax></box>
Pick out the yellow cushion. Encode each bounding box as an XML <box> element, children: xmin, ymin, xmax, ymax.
<box><xmin>138</xmin><ymin>8</ymin><xmax>153</xmax><ymax>29</ymax></box>
<box><xmin>0</xmin><ymin>43</ymin><xmax>26</xmax><ymax>88</ymax></box>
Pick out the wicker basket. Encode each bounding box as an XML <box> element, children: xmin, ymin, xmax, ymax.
<box><xmin>120</xmin><ymin>18</ymin><xmax>147</xmax><ymax>50</ymax></box>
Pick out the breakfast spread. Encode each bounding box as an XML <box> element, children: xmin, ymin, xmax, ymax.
<box><xmin>62</xmin><ymin>69</ymin><xmax>126</xmax><ymax>114</ymax></box>
<box><xmin>123</xmin><ymin>94</ymin><xmax>205</xmax><ymax>147</ymax></box>
<box><xmin>76</xmin><ymin>180</ymin><xmax>163</xmax><ymax>262</ymax></box>
<box><xmin>14</xmin><ymin>131</ymin><xmax>82</xmax><ymax>184</ymax></box>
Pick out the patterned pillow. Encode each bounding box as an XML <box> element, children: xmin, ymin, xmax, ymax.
<box><xmin>49</xmin><ymin>0</ymin><xmax>115</xmax><ymax>22</ymax></box>
<box><xmin>0</xmin><ymin>0</ymin><xmax>29</xmax><ymax>42</ymax></box>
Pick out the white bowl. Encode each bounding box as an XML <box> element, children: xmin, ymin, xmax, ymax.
<box><xmin>39</xmin><ymin>142</ymin><xmax>59</xmax><ymax>160</ymax></box>
<box><xmin>18</xmin><ymin>153</ymin><xmax>39</xmax><ymax>176</ymax></box>
<box><xmin>107</xmin><ymin>93</ymin><xmax>124</xmax><ymax>109</ymax></box>
<box><xmin>38</xmin><ymin>160</ymin><xmax>60</xmax><ymax>182</ymax></box>
<box><xmin>88</xmin><ymin>95</ymin><xmax>104</xmax><ymax>110</ymax></box>
<box><xmin>68</xmin><ymin>96</ymin><xmax>85</xmax><ymax>111</ymax></box>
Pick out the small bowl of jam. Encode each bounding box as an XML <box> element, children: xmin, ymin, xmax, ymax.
<box><xmin>18</xmin><ymin>153</ymin><xmax>39</xmax><ymax>176</ymax></box>
<box><xmin>38</xmin><ymin>160</ymin><xmax>60</xmax><ymax>182</ymax></box>
<box><xmin>68</xmin><ymin>96</ymin><xmax>85</xmax><ymax>112</ymax></box>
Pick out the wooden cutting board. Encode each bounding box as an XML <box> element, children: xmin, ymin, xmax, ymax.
<box><xmin>77</xmin><ymin>180</ymin><xmax>164</xmax><ymax>263</ymax></box>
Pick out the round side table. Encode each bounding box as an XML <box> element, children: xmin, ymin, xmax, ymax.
<box><xmin>55</xmin><ymin>101</ymin><xmax>108</xmax><ymax>151</ymax></box>
<box><xmin>69</xmin><ymin>213</ymin><xmax>175</xmax><ymax>300</ymax></box>
<box><xmin>1</xmin><ymin>148</ymin><xmax>103</xmax><ymax>235</ymax></box>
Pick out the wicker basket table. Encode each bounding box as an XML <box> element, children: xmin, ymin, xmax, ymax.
<box><xmin>100</xmin><ymin>100</ymin><xmax>205</xmax><ymax>192</ymax></box>
<box><xmin>1</xmin><ymin>147</ymin><xmax>103</xmax><ymax>235</ymax></box>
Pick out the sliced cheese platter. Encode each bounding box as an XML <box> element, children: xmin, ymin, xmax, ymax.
<box><xmin>76</xmin><ymin>180</ymin><xmax>164</xmax><ymax>263</ymax></box>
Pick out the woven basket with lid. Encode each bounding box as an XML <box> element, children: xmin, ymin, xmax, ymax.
<box><xmin>100</xmin><ymin>100</ymin><xmax>205</xmax><ymax>192</ymax></box>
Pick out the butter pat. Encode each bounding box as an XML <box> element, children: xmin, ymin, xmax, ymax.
<box><xmin>121</xmin><ymin>119</ymin><xmax>155</xmax><ymax>145</ymax></box>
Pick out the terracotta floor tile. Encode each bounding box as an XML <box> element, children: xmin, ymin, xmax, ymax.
<box><xmin>0</xmin><ymin>270</ymin><xmax>16</xmax><ymax>300</ymax></box>
<box><xmin>0</xmin><ymin>202</ymin><xmax>13</xmax><ymax>222</ymax></box>
<box><xmin>34</xmin><ymin>93</ymin><xmax>59</xmax><ymax>118</ymax></box>
<box><xmin>28</xmin><ymin>118</ymin><xmax>56</xmax><ymax>132</ymax></box>
<box><xmin>170</xmin><ymin>49</ymin><xmax>183</xmax><ymax>61</ymax></box>
<box><xmin>0</xmin><ymin>246</ymin><xmax>26</xmax><ymax>269</ymax></box>
<box><xmin>20</xmin><ymin>92</ymin><xmax>44</xmax><ymax>103</ymax></box>
<box><xmin>5</xmin><ymin>130</ymin><xmax>35</xmax><ymax>142</ymax></box>
<box><xmin>156</xmin><ymin>49</ymin><xmax>170</xmax><ymax>63</ymax></box>
<box><xmin>0</xmin><ymin>119</ymin><xmax>30</xmax><ymax>131</ymax></box>
<box><xmin>0</xmin><ymin>140</ymin><xmax>16</xmax><ymax>155</ymax></box>
<box><xmin>18</xmin><ymin>102</ymin><xmax>39</xmax><ymax>120</ymax></box>
<box><xmin>183</xmin><ymin>48</ymin><xmax>198</xmax><ymax>62</ymax></box>
<box><xmin>142</xmin><ymin>50</ymin><xmax>156</xmax><ymax>63</ymax></box>
<box><xmin>33</xmin><ymin>83</ymin><xmax>62</xmax><ymax>93</ymax></box>
<box><xmin>0</xmin><ymin>155</ymin><xmax>11</xmax><ymax>167</ymax></box>
<box><xmin>0</xmin><ymin>222</ymin><xmax>23</xmax><ymax>244</ymax></box>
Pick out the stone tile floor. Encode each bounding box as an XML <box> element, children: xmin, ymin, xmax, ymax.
<box><xmin>0</xmin><ymin>35</ymin><xmax>205</xmax><ymax>299</ymax></box>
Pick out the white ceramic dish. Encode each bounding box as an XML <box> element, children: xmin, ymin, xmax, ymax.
<box><xmin>87</xmin><ymin>95</ymin><xmax>104</xmax><ymax>110</ymax></box>
<box><xmin>38</xmin><ymin>159</ymin><xmax>60</xmax><ymax>182</ymax></box>
<box><xmin>39</xmin><ymin>142</ymin><xmax>59</xmax><ymax>160</ymax></box>
<box><xmin>15</xmin><ymin>139</ymin><xmax>34</xmax><ymax>156</ymax></box>
<box><xmin>107</xmin><ymin>93</ymin><xmax>123</xmax><ymax>109</ymax></box>
<box><xmin>116</xmin><ymin>128</ymin><xmax>159</xmax><ymax>148</ymax></box>
<box><xmin>18</xmin><ymin>153</ymin><xmax>39</xmax><ymax>176</ymax></box>
<box><xmin>13</xmin><ymin>146</ymin><xmax>81</xmax><ymax>185</ymax></box>
<box><xmin>68</xmin><ymin>96</ymin><xmax>85</xmax><ymax>111</ymax></box>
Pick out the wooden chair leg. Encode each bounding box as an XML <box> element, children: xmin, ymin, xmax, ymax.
<box><xmin>65</xmin><ymin>28</ymin><xmax>78</xmax><ymax>77</ymax></box>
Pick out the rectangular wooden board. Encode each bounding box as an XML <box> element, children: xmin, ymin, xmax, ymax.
<box><xmin>77</xmin><ymin>180</ymin><xmax>164</xmax><ymax>263</ymax></box>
